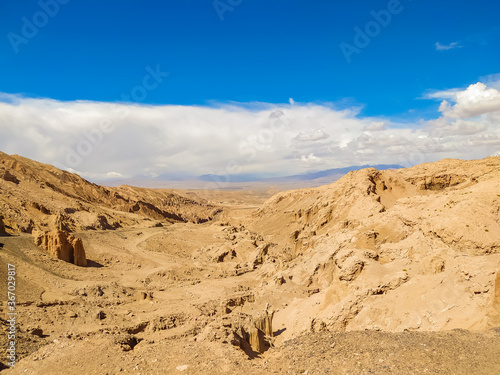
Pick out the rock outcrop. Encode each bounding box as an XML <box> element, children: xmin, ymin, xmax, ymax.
<box><xmin>233</xmin><ymin>307</ymin><xmax>275</xmax><ymax>354</ymax></box>
<box><xmin>33</xmin><ymin>230</ymin><xmax>87</xmax><ymax>267</ymax></box>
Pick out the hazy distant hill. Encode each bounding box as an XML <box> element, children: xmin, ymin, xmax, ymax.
<box><xmin>199</xmin><ymin>164</ymin><xmax>404</xmax><ymax>183</ymax></box>
<box><xmin>100</xmin><ymin>164</ymin><xmax>405</xmax><ymax>189</ymax></box>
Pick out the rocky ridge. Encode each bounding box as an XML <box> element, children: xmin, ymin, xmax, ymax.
<box><xmin>0</xmin><ymin>151</ymin><xmax>221</xmax><ymax>235</ymax></box>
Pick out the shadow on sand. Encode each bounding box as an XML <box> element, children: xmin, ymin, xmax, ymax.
<box><xmin>86</xmin><ymin>259</ymin><xmax>105</xmax><ymax>268</ymax></box>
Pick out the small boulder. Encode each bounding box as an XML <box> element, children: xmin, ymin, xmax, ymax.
<box><xmin>29</xmin><ymin>327</ymin><xmax>44</xmax><ymax>337</ymax></box>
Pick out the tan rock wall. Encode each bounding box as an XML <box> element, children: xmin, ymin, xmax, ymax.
<box><xmin>33</xmin><ymin>230</ymin><xmax>87</xmax><ymax>267</ymax></box>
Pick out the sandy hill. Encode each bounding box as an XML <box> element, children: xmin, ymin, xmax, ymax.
<box><xmin>0</xmin><ymin>154</ymin><xmax>499</xmax><ymax>374</ymax></box>
<box><xmin>248</xmin><ymin>157</ymin><xmax>500</xmax><ymax>338</ymax></box>
<box><xmin>0</xmin><ymin>151</ymin><xmax>221</xmax><ymax>235</ymax></box>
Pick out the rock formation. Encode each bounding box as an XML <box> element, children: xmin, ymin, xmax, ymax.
<box><xmin>33</xmin><ymin>230</ymin><xmax>87</xmax><ymax>267</ymax></box>
<box><xmin>235</xmin><ymin>307</ymin><xmax>275</xmax><ymax>354</ymax></box>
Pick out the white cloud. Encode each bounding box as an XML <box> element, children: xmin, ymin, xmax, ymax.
<box><xmin>1</xmin><ymin>81</ymin><xmax>500</xmax><ymax>182</ymax></box>
<box><xmin>438</xmin><ymin>82</ymin><xmax>500</xmax><ymax>118</ymax></box>
<box><xmin>422</xmin><ymin>88</ymin><xmax>461</xmax><ymax>100</ymax></box>
<box><xmin>435</xmin><ymin>41</ymin><xmax>462</xmax><ymax>51</ymax></box>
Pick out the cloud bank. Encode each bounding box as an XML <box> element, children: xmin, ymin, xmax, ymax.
<box><xmin>1</xmin><ymin>79</ymin><xmax>500</xmax><ymax>181</ymax></box>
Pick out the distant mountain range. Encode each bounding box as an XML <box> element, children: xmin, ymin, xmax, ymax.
<box><xmin>199</xmin><ymin>164</ymin><xmax>404</xmax><ymax>183</ymax></box>
<box><xmin>100</xmin><ymin>164</ymin><xmax>405</xmax><ymax>188</ymax></box>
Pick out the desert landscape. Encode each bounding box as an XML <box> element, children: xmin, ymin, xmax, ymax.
<box><xmin>2</xmin><ymin>1</ymin><xmax>500</xmax><ymax>373</ymax></box>
<box><xmin>1</xmin><ymin>150</ymin><xmax>500</xmax><ymax>374</ymax></box>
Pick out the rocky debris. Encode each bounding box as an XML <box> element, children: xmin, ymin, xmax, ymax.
<box><xmin>122</xmin><ymin>314</ymin><xmax>185</xmax><ymax>335</ymax></box>
<box><xmin>147</xmin><ymin>314</ymin><xmax>185</xmax><ymax>332</ymax></box>
<box><xmin>0</xmin><ymin>318</ymin><xmax>49</xmax><ymax>366</ymax></box>
<box><xmin>265</xmin><ymin>329</ymin><xmax>500</xmax><ymax>375</ymax></box>
<box><xmin>33</xmin><ymin>230</ymin><xmax>87</xmax><ymax>266</ymax></box>
<box><xmin>195</xmin><ymin>300</ymin><xmax>220</xmax><ymax>317</ymax></box>
<box><xmin>70</xmin><ymin>283</ymin><xmax>134</xmax><ymax>301</ymax></box>
<box><xmin>307</xmin><ymin>288</ymin><xmax>320</xmax><ymax>296</ymax></box>
<box><xmin>125</xmin><ymin>322</ymin><xmax>150</xmax><ymax>335</ymax></box>
<box><xmin>0</xmin><ymin>213</ymin><xmax>35</xmax><ymax>234</ymax></box>
<box><xmin>113</xmin><ymin>334</ymin><xmax>141</xmax><ymax>351</ymax></box>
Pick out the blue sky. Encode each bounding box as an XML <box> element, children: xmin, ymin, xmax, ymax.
<box><xmin>1</xmin><ymin>0</ymin><xmax>500</xmax><ymax>181</ymax></box>
<box><xmin>1</xmin><ymin>0</ymin><xmax>498</xmax><ymax>118</ymax></box>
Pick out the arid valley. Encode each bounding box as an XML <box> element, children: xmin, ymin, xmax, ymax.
<box><xmin>1</xmin><ymin>151</ymin><xmax>499</xmax><ymax>374</ymax></box>
<box><xmin>3</xmin><ymin>1</ymin><xmax>500</xmax><ymax>373</ymax></box>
